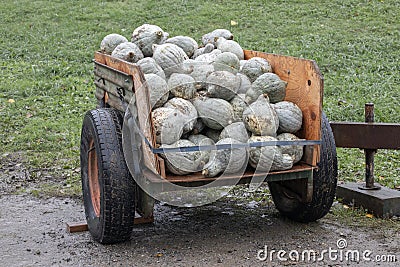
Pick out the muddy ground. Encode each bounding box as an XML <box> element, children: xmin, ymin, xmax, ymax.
<box><xmin>0</xmin><ymin>154</ymin><xmax>399</xmax><ymax>267</ymax></box>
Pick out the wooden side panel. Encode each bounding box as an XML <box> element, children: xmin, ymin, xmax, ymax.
<box><xmin>244</xmin><ymin>50</ymin><xmax>323</xmax><ymax>166</ymax></box>
<box><xmin>94</xmin><ymin>52</ymin><xmax>159</xmax><ymax>173</ymax></box>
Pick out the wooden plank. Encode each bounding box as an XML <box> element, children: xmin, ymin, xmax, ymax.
<box><xmin>66</xmin><ymin>221</ymin><xmax>88</xmax><ymax>233</ymax></box>
<box><xmin>66</xmin><ymin>214</ymin><xmax>154</xmax><ymax>233</ymax></box>
<box><xmin>94</xmin><ymin>61</ymin><xmax>134</xmax><ymax>92</ymax></box>
<box><xmin>94</xmin><ymin>76</ymin><xmax>134</xmax><ymax>103</ymax></box>
<box><xmin>330</xmin><ymin>122</ymin><xmax>400</xmax><ymax>149</ymax></box>
<box><xmin>153</xmin><ymin>163</ymin><xmax>313</xmax><ymax>184</ymax></box>
<box><xmin>142</xmin><ymin>164</ymin><xmax>313</xmax><ymax>192</ymax></box>
<box><xmin>243</xmin><ymin>50</ymin><xmax>323</xmax><ymax>166</ymax></box>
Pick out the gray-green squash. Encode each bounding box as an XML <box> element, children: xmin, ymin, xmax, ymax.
<box><xmin>212</xmin><ymin>52</ymin><xmax>240</xmax><ymax>74</ymax></box>
<box><xmin>165</xmin><ymin>36</ymin><xmax>198</xmax><ymax>58</ymax></box>
<box><xmin>219</xmin><ymin>122</ymin><xmax>249</xmax><ymax>143</ymax></box>
<box><xmin>100</xmin><ymin>33</ymin><xmax>128</xmax><ymax>54</ymax></box>
<box><xmin>246</xmin><ymin>73</ymin><xmax>287</xmax><ymax>104</ymax></box>
<box><xmin>160</xmin><ymin>139</ymin><xmax>202</xmax><ymax>175</ymax></box>
<box><xmin>152</xmin><ymin>43</ymin><xmax>189</xmax><ymax>77</ymax></box>
<box><xmin>237</xmin><ymin>73</ymin><xmax>252</xmax><ymax>94</ymax></box>
<box><xmin>144</xmin><ymin>73</ymin><xmax>169</xmax><ymax>109</ymax></box>
<box><xmin>195</xmin><ymin>49</ymin><xmax>222</xmax><ymax>64</ymax></box>
<box><xmin>240</xmin><ymin>57</ymin><xmax>272</xmax><ymax>82</ymax></box>
<box><xmin>164</xmin><ymin>97</ymin><xmax>197</xmax><ymax>134</ymax></box>
<box><xmin>188</xmin><ymin>134</ymin><xmax>215</xmax><ymax>166</ymax></box>
<box><xmin>136</xmin><ymin>57</ymin><xmax>166</xmax><ymax>80</ymax></box>
<box><xmin>202</xmin><ymin>138</ymin><xmax>248</xmax><ymax>177</ymax></box>
<box><xmin>248</xmin><ymin>135</ymin><xmax>293</xmax><ymax>171</ymax></box>
<box><xmin>167</xmin><ymin>73</ymin><xmax>196</xmax><ymax>99</ymax></box>
<box><xmin>192</xmin><ymin>43</ymin><xmax>215</xmax><ymax>59</ymax></box>
<box><xmin>277</xmin><ymin>133</ymin><xmax>304</xmax><ymax>164</ymax></box>
<box><xmin>111</xmin><ymin>42</ymin><xmax>144</xmax><ymax>63</ymax></box>
<box><xmin>242</xmin><ymin>95</ymin><xmax>279</xmax><ymax>136</ymax></box>
<box><xmin>206</xmin><ymin>71</ymin><xmax>240</xmax><ymax>101</ymax></box>
<box><xmin>183</xmin><ymin>60</ymin><xmax>214</xmax><ymax>90</ymax></box>
<box><xmin>215</xmin><ymin>37</ymin><xmax>244</xmax><ymax>60</ymax></box>
<box><xmin>193</xmin><ymin>97</ymin><xmax>234</xmax><ymax>130</ymax></box>
<box><xmin>230</xmin><ymin>94</ymin><xmax>247</xmax><ymax>122</ymax></box>
<box><xmin>273</xmin><ymin>101</ymin><xmax>303</xmax><ymax>133</ymax></box>
<box><xmin>152</xmin><ymin>107</ymin><xmax>185</xmax><ymax>144</ymax></box>
<box><xmin>201</xmin><ymin>29</ymin><xmax>233</xmax><ymax>46</ymax></box>
<box><xmin>131</xmin><ymin>24</ymin><xmax>169</xmax><ymax>57</ymax></box>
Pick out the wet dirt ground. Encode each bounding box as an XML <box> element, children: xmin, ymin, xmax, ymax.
<box><xmin>0</xmin><ymin>154</ymin><xmax>399</xmax><ymax>267</ymax></box>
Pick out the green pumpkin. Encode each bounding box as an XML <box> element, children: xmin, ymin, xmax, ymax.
<box><xmin>111</xmin><ymin>42</ymin><xmax>144</xmax><ymax>63</ymax></box>
<box><xmin>243</xmin><ymin>95</ymin><xmax>279</xmax><ymax>136</ymax></box>
<box><xmin>202</xmin><ymin>138</ymin><xmax>248</xmax><ymax>177</ymax></box>
<box><xmin>273</xmin><ymin>101</ymin><xmax>303</xmax><ymax>133</ymax></box>
<box><xmin>246</xmin><ymin>73</ymin><xmax>287</xmax><ymax>104</ymax></box>
<box><xmin>100</xmin><ymin>33</ymin><xmax>128</xmax><ymax>54</ymax></box>
<box><xmin>166</xmin><ymin>36</ymin><xmax>199</xmax><ymax>58</ymax></box>
<box><xmin>206</xmin><ymin>71</ymin><xmax>240</xmax><ymax>101</ymax></box>
<box><xmin>131</xmin><ymin>24</ymin><xmax>169</xmax><ymax>57</ymax></box>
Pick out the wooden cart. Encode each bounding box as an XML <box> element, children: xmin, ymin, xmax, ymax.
<box><xmin>80</xmin><ymin>50</ymin><xmax>337</xmax><ymax>244</ymax></box>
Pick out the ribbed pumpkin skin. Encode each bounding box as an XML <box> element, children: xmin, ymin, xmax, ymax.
<box><xmin>195</xmin><ymin>49</ymin><xmax>222</xmax><ymax>64</ymax></box>
<box><xmin>144</xmin><ymin>74</ymin><xmax>169</xmax><ymax>109</ymax></box>
<box><xmin>248</xmin><ymin>135</ymin><xmax>293</xmax><ymax>171</ymax></box>
<box><xmin>193</xmin><ymin>97</ymin><xmax>234</xmax><ymax>130</ymax></box>
<box><xmin>165</xmin><ymin>36</ymin><xmax>199</xmax><ymax>58</ymax></box>
<box><xmin>184</xmin><ymin>60</ymin><xmax>214</xmax><ymax>90</ymax></box>
<box><xmin>237</xmin><ymin>73</ymin><xmax>252</xmax><ymax>94</ymax></box>
<box><xmin>152</xmin><ymin>107</ymin><xmax>184</xmax><ymax>145</ymax></box>
<box><xmin>206</xmin><ymin>71</ymin><xmax>240</xmax><ymax>101</ymax></box>
<box><xmin>242</xmin><ymin>95</ymin><xmax>279</xmax><ymax>136</ymax></box>
<box><xmin>240</xmin><ymin>57</ymin><xmax>272</xmax><ymax>82</ymax></box>
<box><xmin>153</xmin><ymin>43</ymin><xmax>189</xmax><ymax>77</ymax></box>
<box><xmin>277</xmin><ymin>133</ymin><xmax>304</xmax><ymax>164</ymax></box>
<box><xmin>100</xmin><ymin>33</ymin><xmax>128</xmax><ymax>54</ymax></box>
<box><xmin>248</xmin><ymin>135</ymin><xmax>276</xmax><ymax>171</ymax></box>
<box><xmin>202</xmin><ymin>138</ymin><xmax>247</xmax><ymax>177</ymax></box>
<box><xmin>201</xmin><ymin>29</ymin><xmax>233</xmax><ymax>46</ymax></box>
<box><xmin>136</xmin><ymin>57</ymin><xmax>166</xmax><ymax>80</ymax></box>
<box><xmin>111</xmin><ymin>42</ymin><xmax>144</xmax><ymax>63</ymax></box>
<box><xmin>192</xmin><ymin>43</ymin><xmax>215</xmax><ymax>59</ymax></box>
<box><xmin>188</xmin><ymin>134</ymin><xmax>215</xmax><ymax>165</ymax></box>
<box><xmin>230</xmin><ymin>94</ymin><xmax>247</xmax><ymax>122</ymax></box>
<box><xmin>216</xmin><ymin>38</ymin><xmax>244</xmax><ymax>60</ymax></box>
<box><xmin>168</xmin><ymin>73</ymin><xmax>196</xmax><ymax>100</ymax></box>
<box><xmin>131</xmin><ymin>24</ymin><xmax>168</xmax><ymax>57</ymax></box>
<box><xmin>274</xmin><ymin>101</ymin><xmax>303</xmax><ymax>133</ymax></box>
<box><xmin>219</xmin><ymin>122</ymin><xmax>249</xmax><ymax>143</ymax></box>
<box><xmin>246</xmin><ymin>73</ymin><xmax>287</xmax><ymax>104</ymax></box>
<box><xmin>161</xmin><ymin>139</ymin><xmax>202</xmax><ymax>175</ymax></box>
<box><xmin>164</xmin><ymin>97</ymin><xmax>197</xmax><ymax>134</ymax></box>
<box><xmin>213</xmin><ymin>52</ymin><xmax>240</xmax><ymax>74</ymax></box>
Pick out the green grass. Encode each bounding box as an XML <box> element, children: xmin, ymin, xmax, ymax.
<box><xmin>0</xmin><ymin>0</ymin><xmax>399</xmax><ymax>194</ymax></box>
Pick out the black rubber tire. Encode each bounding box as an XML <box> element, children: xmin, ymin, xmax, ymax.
<box><xmin>268</xmin><ymin>112</ymin><xmax>338</xmax><ymax>222</ymax></box>
<box><xmin>80</xmin><ymin>108</ymin><xmax>135</xmax><ymax>244</ymax></box>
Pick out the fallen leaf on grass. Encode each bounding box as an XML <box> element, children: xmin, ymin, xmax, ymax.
<box><xmin>365</xmin><ymin>213</ymin><xmax>374</xmax><ymax>218</ymax></box>
<box><xmin>230</xmin><ymin>20</ymin><xmax>238</xmax><ymax>26</ymax></box>
<box><xmin>8</xmin><ymin>99</ymin><xmax>15</xmax><ymax>103</ymax></box>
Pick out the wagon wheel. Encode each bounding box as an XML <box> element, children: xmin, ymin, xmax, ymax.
<box><xmin>80</xmin><ymin>108</ymin><xmax>136</xmax><ymax>244</ymax></box>
<box><xmin>268</xmin><ymin>112</ymin><xmax>338</xmax><ymax>222</ymax></box>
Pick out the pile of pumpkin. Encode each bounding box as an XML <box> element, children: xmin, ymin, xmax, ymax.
<box><xmin>100</xmin><ymin>24</ymin><xmax>304</xmax><ymax>177</ymax></box>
